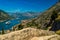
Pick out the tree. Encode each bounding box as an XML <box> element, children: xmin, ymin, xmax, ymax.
<box><xmin>18</xmin><ymin>24</ymin><xmax>23</xmax><ymax>30</ymax></box>
<box><xmin>2</xmin><ymin>27</ymin><xmax>5</xmax><ymax>34</ymax></box>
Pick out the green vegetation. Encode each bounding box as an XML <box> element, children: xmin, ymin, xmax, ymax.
<box><xmin>18</xmin><ymin>24</ymin><xmax>24</xmax><ymax>30</ymax></box>
<box><xmin>51</xmin><ymin>10</ymin><xmax>58</xmax><ymax>21</ymax></box>
<box><xmin>26</xmin><ymin>21</ymin><xmax>39</xmax><ymax>29</ymax></box>
<box><xmin>1</xmin><ymin>27</ymin><xmax>5</xmax><ymax>34</ymax></box>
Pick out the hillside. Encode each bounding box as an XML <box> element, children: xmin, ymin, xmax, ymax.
<box><xmin>0</xmin><ymin>10</ymin><xmax>13</xmax><ymax>22</ymax></box>
<box><xmin>15</xmin><ymin>2</ymin><xmax>60</xmax><ymax>31</ymax></box>
<box><xmin>0</xmin><ymin>28</ymin><xmax>60</xmax><ymax>40</ymax></box>
<box><xmin>31</xmin><ymin>35</ymin><xmax>60</xmax><ymax>40</ymax></box>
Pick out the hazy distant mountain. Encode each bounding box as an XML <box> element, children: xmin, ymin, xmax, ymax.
<box><xmin>0</xmin><ymin>10</ymin><xmax>13</xmax><ymax>22</ymax></box>
<box><xmin>9</xmin><ymin>12</ymin><xmax>41</xmax><ymax>20</ymax></box>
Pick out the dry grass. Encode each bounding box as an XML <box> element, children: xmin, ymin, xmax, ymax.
<box><xmin>31</xmin><ymin>34</ymin><xmax>60</xmax><ymax>40</ymax></box>
<box><xmin>56</xmin><ymin>30</ymin><xmax>60</xmax><ymax>35</ymax></box>
<box><xmin>0</xmin><ymin>28</ymin><xmax>57</xmax><ymax>40</ymax></box>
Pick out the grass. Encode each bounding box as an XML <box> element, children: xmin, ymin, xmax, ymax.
<box><xmin>56</xmin><ymin>30</ymin><xmax>60</xmax><ymax>35</ymax></box>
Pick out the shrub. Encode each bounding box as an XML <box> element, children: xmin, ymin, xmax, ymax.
<box><xmin>56</xmin><ymin>30</ymin><xmax>60</xmax><ymax>35</ymax></box>
<box><xmin>18</xmin><ymin>24</ymin><xmax>23</xmax><ymax>30</ymax></box>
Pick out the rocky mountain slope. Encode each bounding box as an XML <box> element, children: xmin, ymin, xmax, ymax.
<box><xmin>16</xmin><ymin>2</ymin><xmax>60</xmax><ymax>31</ymax></box>
<box><xmin>0</xmin><ymin>10</ymin><xmax>13</xmax><ymax>22</ymax></box>
<box><xmin>0</xmin><ymin>28</ymin><xmax>60</xmax><ymax>40</ymax></box>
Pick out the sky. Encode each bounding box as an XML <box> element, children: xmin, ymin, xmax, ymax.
<box><xmin>0</xmin><ymin>0</ymin><xmax>58</xmax><ymax>12</ymax></box>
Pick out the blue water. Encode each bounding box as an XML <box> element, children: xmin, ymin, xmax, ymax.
<box><xmin>0</xmin><ymin>19</ymin><xmax>20</xmax><ymax>30</ymax></box>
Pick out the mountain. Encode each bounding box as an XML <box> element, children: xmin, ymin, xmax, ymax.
<box><xmin>13</xmin><ymin>2</ymin><xmax>60</xmax><ymax>31</ymax></box>
<box><xmin>9</xmin><ymin>12</ymin><xmax>41</xmax><ymax>20</ymax></box>
<box><xmin>0</xmin><ymin>1</ymin><xmax>60</xmax><ymax>40</ymax></box>
<box><xmin>0</xmin><ymin>10</ymin><xmax>13</xmax><ymax>22</ymax></box>
<box><xmin>28</xmin><ymin>2</ymin><xmax>60</xmax><ymax>31</ymax></box>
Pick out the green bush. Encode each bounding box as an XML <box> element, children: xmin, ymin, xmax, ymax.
<box><xmin>18</xmin><ymin>24</ymin><xmax>23</xmax><ymax>30</ymax></box>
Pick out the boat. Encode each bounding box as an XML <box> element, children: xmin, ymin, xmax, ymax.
<box><xmin>5</xmin><ymin>21</ymin><xmax>10</xmax><ymax>25</ymax></box>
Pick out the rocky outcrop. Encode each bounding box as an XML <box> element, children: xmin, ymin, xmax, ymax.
<box><xmin>31</xmin><ymin>34</ymin><xmax>60</xmax><ymax>40</ymax></box>
<box><xmin>0</xmin><ymin>28</ymin><xmax>56</xmax><ymax>40</ymax></box>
